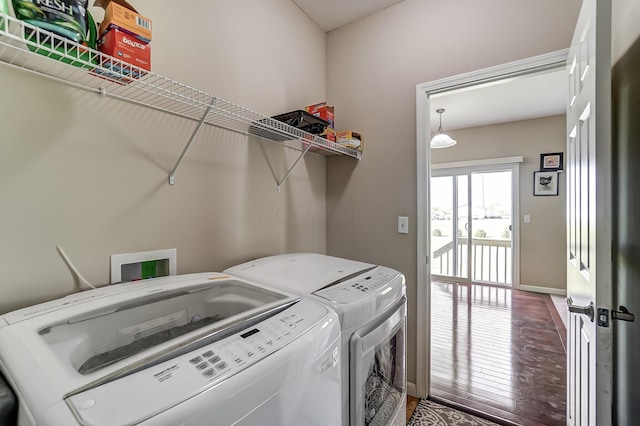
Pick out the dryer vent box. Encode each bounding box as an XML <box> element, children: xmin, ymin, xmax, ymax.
<box><xmin>110</xmin><ymin>249</ymin><xmax>177</xmax><ymax>284</ymax></box>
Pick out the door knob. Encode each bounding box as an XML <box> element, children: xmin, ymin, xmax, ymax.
<box><xmin>612</xmin><ymin>306</ymin><xmax>635</xmax><ymax>322</ymax></box>
<box><xmin>566</xmin><ymin>297</ymin><xmax>594</xmax><ymax>322</ymax></box>
<box><xmin>596</xmin><ymin>305</ymin><xmax>635</xmax><ymax>327</ymax></box>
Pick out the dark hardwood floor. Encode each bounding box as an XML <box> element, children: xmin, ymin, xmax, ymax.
<box><xmin>430</xmin><ymin>282</ymin><xmax>566</xmax><ymax>426</ymax></box>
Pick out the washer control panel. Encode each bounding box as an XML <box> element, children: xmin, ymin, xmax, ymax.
<box><xmin>183</xmin><ymin>310</ymin><xmax>305</xmax><ymax>381</ymax></box>
<box><xmin>315</xmin><ymin>266</ymin><xmax>403</xmax><ymax>303</ymax></box>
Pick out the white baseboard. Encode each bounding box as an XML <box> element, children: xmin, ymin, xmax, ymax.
<box><xmin>518</xmin><ymin>284</ymin><xmax>566</xmax><ymax>296</ymax></box>
<box><xmin>407</xmin><ymin>381</ymin><xmax>417</xmax><ymax>397</ymax></box>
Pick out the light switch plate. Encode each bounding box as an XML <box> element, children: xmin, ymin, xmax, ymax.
<box><xmin>398</xmin><ymin>216</ymin><xmax>409</xmax><ymax>234</ymax></box>
<box><xmin>524</xmin><ymin>214</ymin><xmax>531</xmax><ymax>223</ymax></box>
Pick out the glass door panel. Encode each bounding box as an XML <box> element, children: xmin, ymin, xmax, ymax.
<box><xmin>430</xmin><ymin>175</ymin><xmax>469</xmax><ymax>280</ymax></box>
<box><xmin>431</xmin><ymin>176</ymin><xmax>455</xmax><ymax>276</ymax></box>
<box><xmin>350</xmin><ymin>301</ymin><xmax>406</xmax><ymax>426</ymax></box>
<box><xmin>431</xmin><ymin>166</ymin><xmax>514</xmax><ymax>285</ymax></box>
<box><xmin>470</xmin><ymin>171</ymin><xmax>513</xmax><ymax>285</ymax></box>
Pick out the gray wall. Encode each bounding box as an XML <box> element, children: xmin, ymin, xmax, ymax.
<box><xmin>433</xmin><ymin>116</ymin><xmax>567</xmax><ymax>292</ymax></box>
<box><xmin>0</xmin><ymin>0</ymin><xmax>328</xmax><ymax>313</ymax></box>
<box><xmin>325</xmin><ymin>0</ymin><xmax>581</xmax><ymax>386</ymax></box>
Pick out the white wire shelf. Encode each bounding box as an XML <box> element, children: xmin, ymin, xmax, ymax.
<box><xmin>0</xmin><ymin>13</ymin><xmax>361</xmax><ymax>186</ymax></box>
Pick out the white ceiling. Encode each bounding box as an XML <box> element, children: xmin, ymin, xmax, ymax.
<box><xmin>430</xmin><ymin>69</ymin><xmax>568</xmax><ymax>132</ymax></box>
<box><xmin>292</xmin><ymin>0</ymin><xmax>405</xmax><ymax>31</ymax></box>
<box><xmin>291</xmin><ymin>0</ymin><xmax>567</xmax><ymax>131</ymax></box>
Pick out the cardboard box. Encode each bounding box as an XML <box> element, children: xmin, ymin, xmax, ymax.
<box><xmin>98</xmin><ymin>26</ymin><xmax>151</xmax><ymax>73</ymax></box>
<box><xmin>305</xmin><ymin>102</ymin><xmax>335</xmax><ymax>129</ymax></box>
<box><xmin>97</xmin><ymin>0</ymin><xmax>152</xmax><ymax>43</ymax></box>
<box><xmin>304</xmin><ymin>102</ymin><xmax>327</xmax><ymax>112</ymax></box>
<box><xmin>337</xmin><ymin>130</ymin><xmax>363</xmax><ymax>150</ymax></box>
<box><xmin>322</xmin><ymin>127</ymin><xmax>336</xmax><ymax>142</ymax></box>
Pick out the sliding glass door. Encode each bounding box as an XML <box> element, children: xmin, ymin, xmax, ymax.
<box><xmin>430</xmin><ymin>175</ymin><xmax>469</xmax><ymax>279</ymax></box>
<box><xmin>431</xmin><ymin>164</ymin><xmax>516</xmax><ymax>286</ymax></box>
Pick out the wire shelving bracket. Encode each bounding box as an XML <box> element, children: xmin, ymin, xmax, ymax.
<box><xmin>0</xmin><ymin>14</ymin><xmax>361</xmax><ymax>190</ymax></box>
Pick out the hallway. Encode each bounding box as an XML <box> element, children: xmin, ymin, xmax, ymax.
<box><xmin>430</xmin><ymin>282</ymin><xmax>566</xmax><ymax>425</ymax></box>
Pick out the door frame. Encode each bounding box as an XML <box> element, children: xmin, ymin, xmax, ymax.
<box><xmin>414</xmin><ymin>49</ymin><xmax>568</xmax><ymax>398</ymax></box>
<box><xmin>431</xmin><ymin>159</ymin><xmax>522</xmax><ymax>287</ymax></box>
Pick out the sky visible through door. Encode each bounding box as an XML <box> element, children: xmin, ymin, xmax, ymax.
<box><xmin>431</xmin><ymin>170</ymin><xmax>513</xmax><ymax>285</ymax></box>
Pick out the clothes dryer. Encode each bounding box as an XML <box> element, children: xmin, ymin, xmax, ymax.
<box><xmin>225</xmin><ymin>253</ymin><xmax>406</xmax><ymax>426</ymax></box>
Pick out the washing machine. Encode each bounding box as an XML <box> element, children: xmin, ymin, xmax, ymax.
<box><xmin>0</xmin><ymin>273</ymin><xmax>341</xmax><ymax>426</ymax></box>
<box><xmin>225</xmin><ymin>253</ymin><xmax>406</xmax><ymax>426</ymax></box>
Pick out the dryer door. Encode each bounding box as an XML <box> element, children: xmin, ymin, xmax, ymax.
<box><xmin>350</xmin><ymin>298</ymin><xmax>406</xmax><ymax>426</ymax></box>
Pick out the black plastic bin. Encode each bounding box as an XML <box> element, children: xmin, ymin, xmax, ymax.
<box><xmin>249</xmin><ymin>110</ymin><xmax>330</xmax><ymax>142</ymax></box>
<box><xmin>270</xmin><ymin>110</ymin><xmax>330</xmax><ymax>134</ymax></box>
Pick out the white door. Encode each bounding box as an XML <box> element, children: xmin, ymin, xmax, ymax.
<box><xmin>565</xmin><ymin>0</ymin><xmax>612</xmax><ymax>424</ymax></box>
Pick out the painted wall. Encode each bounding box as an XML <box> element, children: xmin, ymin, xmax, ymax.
<box><xmin>612</xmin><ymin>0</ymin><xmax>640</xmax><ymax>64</ymax></box>
<box><xmin>432</xmin><ymin>116</ymin><xmax>567</xmax><ymax>292</ymax></box>
<box><xmin>325</xmin><ymin>0</ymin><xmax>581</xmax><ymax>387</ymax></box>
<box><xmin>0</xmin><ymin>0</ymin><xmax>327</xmax><ymax>313</ymax></box>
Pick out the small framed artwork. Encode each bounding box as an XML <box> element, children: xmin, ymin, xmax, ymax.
<box><xmin>540</xmin><ymin>152</ymin><xmax>564</xmax><ymax>171</ymax></box>
<box><xmin>533</xmin><ymin>171</ymin><xmax>559</xmax><ymax>196</ymax></box>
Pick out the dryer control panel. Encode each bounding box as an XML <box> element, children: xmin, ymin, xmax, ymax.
<box><xmin>65</xmin><ymin>298</ymin><xmax>331</xmax><ymax>426</ymax></box>
<box><xmin>315</xmin><ymin>266</ymin><xmax>403</xmax><ymax>304</ymax></box>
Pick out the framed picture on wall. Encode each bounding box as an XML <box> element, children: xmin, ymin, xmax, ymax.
<box><xmin>540</xmin><ymin>152</ymin><xmax>564</xmax><ymax>171</ymax></box>
<box><xmin>533</xmin><ymin>171</ymin><xmax>559</xmax><ymax>196</ymax></box>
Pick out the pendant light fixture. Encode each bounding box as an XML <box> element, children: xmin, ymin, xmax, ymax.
<box><xmin>430</xmin><ymin>108</ymin><xmax>457</xmax><ymax>148</ymax></box>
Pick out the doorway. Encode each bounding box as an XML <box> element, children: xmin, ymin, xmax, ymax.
<box><xmin>414</xmin><ymin>49</ymin><xmax>569</xmax><ymax>401</ymax></box>
<box><xmin>431</xmin><ymin>164</ymin><xmax>517</xmax><ymax>286</ymax></box>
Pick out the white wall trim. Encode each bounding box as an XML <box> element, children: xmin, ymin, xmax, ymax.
<box><xmin>417</xmin><ymin>49</ymin><xmax>569</xmax><ymax>95</ymax></box>
<box><xmin>415</xmin><ymin>49</ymin><xmax>569</xmax><ymax>399</ymax></box>
<box><xmin>519</xmin><ymin>284</ymin><xmax>567</xmax><ymax>296</ymax></box>
<box><xmin>415</xmin><ymin>83</ymin><xmax>431</xmax><ymax>399</ymax></box>
<box><xmin>431</xmin><ymin>156</ymin><xmax>524</xmax><ymax>170</ymax></box>
<box><xmin>407</xmin><ymin>381</ymin><xmax>417</xmax><ymax>398</ymax></box>
<box><xmin>512</xmin><ymin>163</ymin><xmax>521</xmax><ymax>289</ymax></box>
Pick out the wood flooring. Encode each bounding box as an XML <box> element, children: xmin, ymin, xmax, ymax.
<box><xmin>429</xmin><ymin>282</ymin><xmax>566</xmax><ymax>426</ymax></box>
<box><xmin>406</xmin><ymin>395</ymin><xmax>419</xmax><ymax>424</ymax></box>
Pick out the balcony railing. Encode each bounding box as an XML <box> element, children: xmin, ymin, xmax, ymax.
<box><xmin>432</xmin><ymin>238</ymin><xmax>512</xmax><ymax>284</ymax></box>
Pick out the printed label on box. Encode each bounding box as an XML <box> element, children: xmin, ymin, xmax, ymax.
<box><xmin>99</xmin><ymin>1</ymin><xmax>152</xmax><ymax>42</ymax></box>
<box><xmin>99</xmin><ymin>27</ymin><xmax>151</xmax><ymax>72</ymax></box>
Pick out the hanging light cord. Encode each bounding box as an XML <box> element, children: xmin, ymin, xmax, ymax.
<box><xmin>436</xmin><ymin>108</ymin><xmax>445</xmax><ymax>134</ymax></box>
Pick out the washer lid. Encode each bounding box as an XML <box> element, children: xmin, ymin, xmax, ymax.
<box><xmin>37</xmin><ymin>278</ymin><xmax>291</xmax><ymax>377</ymax></box>
<box><xmin>225</xmin><ymin>253</ymin><xmax>376</xmax><ymax>294</ymax></box>
<box><xmin>64</xmin><ymin>298</ymin><xmax>335</xmax><ymax>426</ymax></box>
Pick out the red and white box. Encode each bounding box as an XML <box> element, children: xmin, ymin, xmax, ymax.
<box><xmin>305</xmin><ymin>102</ymin><xmax>335</xmax><ymax>129</ymax></box>
<box><xmin>98</xmin><ymin>26</ymin><xmax>151</xmax><ymax>72</ymax></box>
